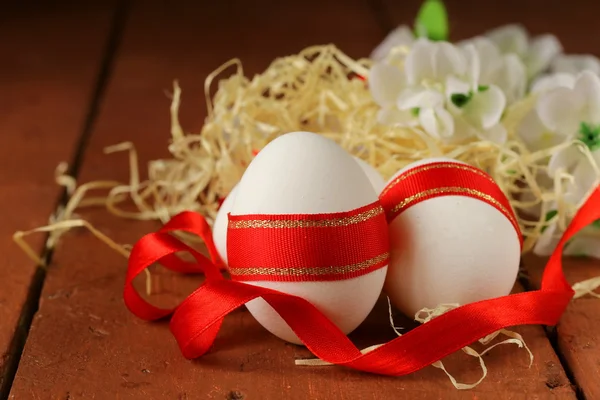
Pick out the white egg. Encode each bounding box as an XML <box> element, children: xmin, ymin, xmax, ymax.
<box><xmin>212</xmin><ymin>184</ymin><xmax>238</xmax><ymax>265</ymax></box>
<box><xmin>383</xmin><ymin>157</ymin><xmax>521</xmax><ymax>318</ymax></box>
<box><xmin>229</xmin><ymin>131</ymin><xmax>388</xmax><ymax>344</ymax></box>
<box><xmin>353</xmin><ymin>156</ymin><xmax>386</xmax><ymax>194</ymax></box>
<box><xmin>213</xmin><ymin>158</ymin><xmax>384</xmax><ymax>266</ymax></box>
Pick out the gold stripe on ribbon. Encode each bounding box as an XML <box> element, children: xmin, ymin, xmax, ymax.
<box><xmin>380</xmin><ymin>163</ymin><xmax>495</xmax><ymax>198</ymax></box>
<box><xmin>229</xmin><ymin>252</ymin><xmax>389</xmax><ymax>278</ymax></box>
<box><xmin>229</xmin><ymin>205</ymin><xmax>384</xmax><ymax>229</ymax></box>
<box><xmin>389</xmin><ymin>186</ymin><xmax>519</xmax><ymax>233</ymax></box>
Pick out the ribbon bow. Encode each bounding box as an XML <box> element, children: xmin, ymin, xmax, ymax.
<box><xmin>123</xmin><ymin>180</ymin><xmax>600</xmax><ymax>376</ymax></box>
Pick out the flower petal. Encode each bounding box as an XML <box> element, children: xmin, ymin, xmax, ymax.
<box><xmin>405</xmin><ymin>39</ymin><xmax>435</xmax><ymax>85</ymax></box>
<box><xmin>418</xmin><ymin>107</ymin><xmax>438</xmax><ymax>137</ymax></box>
<box><xmin>462</xmin><ymin>43</ymin><xmax>480</xmax><ymax>88</ymax></box>
<box><xmin>432</xmin><ymin>42</ymin><xmax>468</xmax><ymax>80</ymax></box>
<box><xmin>435</xmin><ymin>107</ymin><xmax>455</xmax><ymax>138</ymax></box>
<box><xmin>496</xmin><ymin>54</ymin><xmax>527</xmax><ymax>104</ymax></box>
<box><xmin>573</xmin><ymin>70</ymin><xmax>600</xmax><ymax>124</ymax></box>
<box><xmin>567</xmin><ymin>155</ymin><xmax>599</xmax><ymax>204</ymax></box>
<box><xmin>486</xmin><ymin>24</ymin><xmax>528</xmax><ymax>56</ymax></box>
<box><xmin>525</xmin><ymin>34</ymin><xmax>563</xmax><ymax>79</ymax></box>
<box><xmin>465</xmin><ymin>85</ymin><xmax>506</xmax><ymax>129</ymax></box>
<box><xmin>445</xmin><ymin>75</ymin><xmax>471</xmax><ymax>99</ymax></box>
<box><xmin>368</xmin><ymin>62</ymin><xmax>405</xmax><ymax>106</ymax></box>
<box><xmin>397</xmin><ymin>87</ymin><xmax>443</xmax><ymax>110</ymax></box>
<box><xmin>547</xmin><ymin>144</ymin><xmax>582</xmax><ymax>177</ymax></box>
<box><xmin>536</xmin><ymin>87</ymin><xmax>580</xmax><ymax>136</ymax></box>
<box><xmin>461</xmin><ymin>37</ymin><xmax>526</xmax><ymax>104</ymax></box>
<box><xmin>419</xmin><ymin>106</ymin><xmax>454</xmax><ymax>138</ymax></box>
<box><xmin>564</xmin><ymin>236</ymin><xmax>600</xmax><ymax>259</ymax></box>
<box><xmin>370</xmin><ymin>25</ymin><xmax>415</xmax><ymax>61</ymax></box>
<box><xmin>517</xmin><ymin>111</ymin><xmax>558</xmax><ymax>151</ymax></box>
<box><xmin>460</xmin><ymin>37</ymin><xmax>501</xmax><ymax>84</ymax></box>
<box><xmin>551</xmin><ymin>54</ymin><xmax>600</xmax><ymax>75</ymax></box>
<box><xmin>530</xmin><ymin>72</ymin><xmax>576</xmax><ymax>93</ymax></box>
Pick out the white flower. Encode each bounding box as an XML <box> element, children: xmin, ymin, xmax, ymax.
<box><xmin>531</xmin><ymin>56</ymin><xmax>600</xmax><ymax>93</ymax></box>
<box><xmin>562</xmin><ymin>231</ymin><xmax>600</xmax><ymax>259</ymax></box>
<box><xmin>521</xmin><ymin>70</ymin><xmax>600</xmax><ymax>258</ymax></box>
<box><xmin>530</xmin><ymin>72</ymin><xmax>575</xmax><ymax>94</ymax></box>
<box><xmin>534</xmin><ymin>209</ymin><xmax>600</xmax><ymax>258</ymax></box>
<box><xmin>518</xmin><ymin>71</ymin><xmax>600</xmax><ymax>152</ymax></box>
<box><xmin>551</xmin><ymin>54</ymin><xmax>600</xmax><ymax>75</ymax></box>
<box><xmin>485</xmin><ymin>24</ymin><xmax>562</xmax><ymax>80</ymax></box>
<box><xmin>369</xmin><ymin>39</ymin><xmax>507</xmax><ymax>142</ymax></box>
<box><xmin>548</xmin><ymin>144</ymin><xmax>600</xmax><ymax>205</ymax></box>
<box><xmin>517</xmin><ymin>112</ymin><xmax>559</xmax><ymax>152</ymax></box>
<box><xmin>395</xmin><ymin>87</ymin><xmax>454</xmax><ymax>138</ymax></box>
<box><xmin>533</xmin><ymin>188</ymin><xmax>600</xmax><ymax>258</ymax></box>
<box><xmin>459</xmin><ymin>36</ymin><xmax>527</xmax><ymax>105</ymax></box>
<box><xmin>370</xmin><ymin>25</ymin><xmax>415</xmax><ymax>61</ymax></box>
<box><xmin>525</xmin><ymin>72</ymin><xmax>576</xmax><ymax>151</ymax></box>
<box><xmin>537</xmin><ymin>71</ymin><xmax>600</xmax><ymax>139</ymax></box>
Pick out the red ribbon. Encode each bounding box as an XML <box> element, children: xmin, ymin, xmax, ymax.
<box><xmin>380</xmin><ymin>162</ymin><xmax>522</xmax><ymax>247</ymax></box>
<box><xmin>123</xmin><ymin>175</ymin><xmax>600</xmax><ymax>376</ymax></box>
<box><xmin>227</xmin><ymin>201</ymin><xmax>389</xmax><ymax>282</ymax></box>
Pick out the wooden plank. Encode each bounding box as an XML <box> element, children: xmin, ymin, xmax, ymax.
<box><xmin>525</xmin><ymin>255</ymin><xmax>600</xmax><ymax>400</ymax></box>
<box><xmin>0</xmin><ymin>1</ymin><xmax>117</xmax><ymax>395</ymax></box>
<box><xmin>9</xmin><ymin>1</ymin><xmax>574</xmax><ymax>398</ymax></box>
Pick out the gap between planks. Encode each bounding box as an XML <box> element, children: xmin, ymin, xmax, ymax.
<box><xmin>0</xmin><ymin>2</ymin><xmax>131</xmax><ymax>399</ymax></box>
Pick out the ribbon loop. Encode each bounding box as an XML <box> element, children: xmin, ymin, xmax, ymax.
<box><xmin>124</xmin><ymin>183</ymin><xmax>600</xmax><ymax>376</ymax></box>
<box><xmin>124</xmin><ymin>212</ymin><xmax>225</xmax><ymax>321</ymax></box>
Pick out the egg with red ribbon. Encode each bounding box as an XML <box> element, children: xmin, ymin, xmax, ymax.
<box><xmin>379</xmin><ymin>157</ymin><xmax>522</xmax><ymax>318</ymax></box>
<box><xmin>212</xmin><ymin>156</ymin><xmax>385</xmax><ymax>267</ymax></box>
<box><xmin>226</xmin><ymin>131</ymin><xmax>390</xmax><ymax>344</ymax></box>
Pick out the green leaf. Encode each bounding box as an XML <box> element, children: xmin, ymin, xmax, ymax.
<box><xmin>592</xmin><ymin>218</ymin><xmax>600</xmax><ymax>229</ymax></box>
<box><xmin>578</xmin><ymin>121</ymin><xmax>600</xmax><ymax>151</ymax></box>
<box><xmin>450</xmin><ymin>92</ymin><xmax>472</xmax><ymax>108</ymax></box>
<box><xmin>541</xmin><ymin>209</ymin><xmax>558</xmax><ymax>233</ymax></box>
<box><xmin>545</xmin><ymin>209</ymin><xmax>558</xmax><ymax>221</ymax></box>
<box><xmin>414</xmin><ymin>0</ymin><xmax>449</xmax><ymax>41</ymax></box>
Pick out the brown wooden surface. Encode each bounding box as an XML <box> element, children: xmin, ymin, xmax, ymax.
<box><xmin>0</xmin><ymin>2</ymin><xmax>116</xmax><ymax>395</ymax></box>
<box><xmin>379</xmin><ymin>0</ymin><xmax>600</xmax><ymax>50</ymax></box>
<box><xmin>525</xmin><ymin>255</ymin><xmax>600</xmax><ymax>400</ymax></box>
<box><xmin>1</xmin><ymin>0</ymin><xmax>598</xmax><ymax>399</ymax></box>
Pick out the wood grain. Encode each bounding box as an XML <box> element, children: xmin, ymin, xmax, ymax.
<box><xmin>7</xmin><ymin>1</ymin><xmax>582</xmax><ymax>398</ymax></box>
<box><xmin>525</xmin><ymin>255</ymin><xmax>600</xmax><ymax>400</ymax></box>
<box><xmin>0</xmin><ymin>1</ymin><xmax>116</xmax><ymax>393</ymax></box>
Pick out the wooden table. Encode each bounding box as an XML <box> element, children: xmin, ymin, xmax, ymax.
<box><xmin>1</xmin><ymin>1</ymin><xmax>599</xmax><ymax>398</ymax></box>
